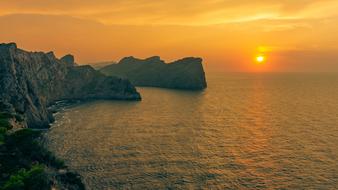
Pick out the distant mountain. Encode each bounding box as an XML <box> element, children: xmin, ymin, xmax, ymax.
<box><xmin>100</xmin><ymin>56</ymin><xmax>207</xmax><ymax>90</ymax></box>
<box><xmin>88</xmin><ymin>60</ymin><xmax>117</xmax><ymax>70</ymax></box>
<box><xmin>0</xmin><ymin>43</ymin><xmax>140</xmax><ymax>128</ymax></box>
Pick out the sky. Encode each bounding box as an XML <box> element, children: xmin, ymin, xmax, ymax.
<box><xmin>1</xmin><ymin>0</ymin><xmax>338</xmax><ymax>72</ymax></box>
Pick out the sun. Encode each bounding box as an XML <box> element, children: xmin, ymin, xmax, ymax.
<box><xmin>256</xmin><ymin>55</ymin><xmax>265</xmax><ymax>63</ymax></box>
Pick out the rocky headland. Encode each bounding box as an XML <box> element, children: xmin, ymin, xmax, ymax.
<box><xmin>0</xmin><ymin>43</ymin><xmax>141</xmax><ymax>129</ymax></box>
<box><xmin>99</xmin><ymin>56</ymin><xmax>207</xmax><ymax>90</ymax></box>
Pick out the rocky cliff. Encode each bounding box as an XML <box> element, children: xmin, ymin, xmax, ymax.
<box><xmin>99</xmin><ymin>56</ymin><xmax>207</xmax><ymax>90</ymax></box>
<box><xmin>60</xmin><ymin>54</ymin><xmax>77</xmax><ymax>67</ymax></box>
<box><xmin>0</xmin><ymin>43</ymin><xmax>141</xmax><ymax>128</ymax></box>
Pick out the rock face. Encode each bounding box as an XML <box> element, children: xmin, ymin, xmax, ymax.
<box><xmin>100</xmin><ymin>56</ymin><xmax>207</xmax><ymax>90</ymax></box>
<box><xmin>60</xmin><ymin>54</ymin><xmax>77</xmax><ymax>67</ymax></box>
<box><xmin>0</xmin><ymin>43</ymin><xmax>141</xmax><ymax>128</ymax></box>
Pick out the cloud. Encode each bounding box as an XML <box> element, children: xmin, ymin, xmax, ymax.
<box><xmin>0</xmin><ymin>0</ymin><xmax>337</xmax><ymax>25</ymax></box>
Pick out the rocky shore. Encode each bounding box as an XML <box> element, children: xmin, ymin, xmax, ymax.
<box><xmin>0</xmin><ymin>43</ymin><xmax>142</xmax><ymax>190</ymax></box>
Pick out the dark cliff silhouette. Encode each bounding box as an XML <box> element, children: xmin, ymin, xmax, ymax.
<box><xmin>99</xmin><ymin>56</ymin><xmax>207</xmax><ymax>90</ymax></box>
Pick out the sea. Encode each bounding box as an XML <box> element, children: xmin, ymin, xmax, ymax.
<box><xmin>46</xmin><ymin>73</ymin><xmax>338</xmax><ymax>189</ymax></box>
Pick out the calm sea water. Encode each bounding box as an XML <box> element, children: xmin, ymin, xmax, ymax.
<box><xmin>46</xmin><ymin>73</ymin><xmax>338</xmax><ymax>189</ymax></box>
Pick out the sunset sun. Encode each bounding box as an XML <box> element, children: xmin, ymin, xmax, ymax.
<box><xmin>256</xmin><ymin>55</ymin><xmax>265</xmax><ymax>63</ymax></box>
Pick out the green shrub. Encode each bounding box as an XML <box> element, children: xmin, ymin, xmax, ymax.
<box><xmin>56</xmin><ymin>172</ymin><xmax>85</xmax><ymax>190</ymax></box>
<box><xmin>2</xmin><ymin>165</ymin><xmax>50</xmax><ymax>190</ymax></box>
<box><xmin>0</xmin><ymin>118</ymin><xmax>84</xmax><ymax>189</ymax></box>
<box><xmin>49</xmin><ymin>157</ymin><xmax>66</xmax><ymax>169</ymax></box>
<box><xmin>0</xmin><ymin>112</ymin><xmax>13</xmax><ymax>130</ymax></box>
<box><xmin>0</xmin><ymin>129</ymin><xmax>42</xmax><ymax>180</ymax></box>
<box><xmin>5</xmin><ymin>129</ymin><xmax>41</xmax><ymax>157</ymax></box>
<box><xmin>0</xmin><ymin>127</ymin><xmax>6</xmax><ymax>145</ymax></box>
<box><xmin>0</xmin><ymin>112</ymin><xmax>13</xmax><ymax>119</ymax></box>
<box><xmin>2</xmin><ymin>174</ymin><xmax>25</xmax><ymax>190</ymax></box>
<box><xmin>0</xmin><ymin>119</ymin><xmax>11</xmax><ymax>130</ymax></box>
<box><xmin>0</xmin><ymin>127</ymin><xmax>6</xmax><ymax>134</ymax></box>
<box><xmin>3</xmin><ymin>129</ymin><xmax>65</xmax><ymax>169</ymax></box>
<box><xmin>22</xmin><ymin>165</ymin><xmax>50</xmax><ymax>190</ymax></box>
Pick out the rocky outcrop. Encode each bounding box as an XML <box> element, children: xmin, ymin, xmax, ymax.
<box><xmin>99</xmin><ymin>56</ymin><xmax>207</xmax><ymax>90</ymax></box>
<box><xmin>60</xmin><ymin>54</ymin><xmax>77</xmax><ymax>67</ymax></box>
<box><xmin>0</xmin><ymin>43</ymin><xmax>141</xmax><ymax>128</ymax></box>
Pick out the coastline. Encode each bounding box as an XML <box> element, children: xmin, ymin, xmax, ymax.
<box><xmin>0</xmin><ymin>108</ymin><xmax>86</xmax><ymax>190</ymax></box>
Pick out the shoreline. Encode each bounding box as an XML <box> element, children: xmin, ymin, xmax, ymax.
<box><xmin>0</xmin><ymin>109</ymin><xmax>86</xmax><ymax>189</ymax></box>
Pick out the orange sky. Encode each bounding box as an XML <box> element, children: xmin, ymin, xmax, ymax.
<box><xmin>1</xmin><ymin>0</ymin><xmax>338</xmax><ymax>72</ymax></box>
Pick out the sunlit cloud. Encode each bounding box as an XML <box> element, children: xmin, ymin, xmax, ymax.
<box><xmin>0</xmin><ymin>0</ymin><xmax>337</xmax><ymax>25</ymax></box>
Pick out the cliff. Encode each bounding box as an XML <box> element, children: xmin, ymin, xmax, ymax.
<box><xmin>0</xmin><ymin>43</ymin><xmax>141</xmax><ymax>128</ymax></box>
<box><xmin>60</xmin><ymin>54</ymin><xmax>77</xmax><ymax>67</ymax></box>
<box><xmin>99</xmin><ymin>56</ymin><xmax>207</xmax><ymax>90</ymax></box>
